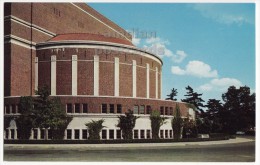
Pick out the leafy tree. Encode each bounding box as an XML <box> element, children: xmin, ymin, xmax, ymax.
<box><xmin>196</xmin><ymin>118</ymin><xmax>212</xmax><ymax>134</ymax></box>
<box><xmin>85</xmin><ymin>119</ymin><xmax>105</xmax><ymax>140</ymax></box>
<box><xmin>221</xmin><ymin>86</ymin><xmax>255</xmax><ymax>134</ymax></box>
<box><xmin>172</xmin><ymin>104</ymin><xmax>183</xmax><ymax>140</ymax></box>
<box><xmin>16</xmin><ymin>96</ymin><xmax>35</xmax><ymax>139</ymax></box>
<box><xmin>182</xmin><ymin>118</ymin><xmax>197</xmax><ymax>138</ymax></box>
<box><xmin>181</xmin><ymin>86</ymin><xmax>205</xmax><ymax>116</ymax></box>
<box><xmin>166</xmin><ymin>88</ymin><xmax>178</xmax><ymax>101</ymax></box>
<box><xmin>116</xmin><ymin>110</ymin><xmax>139</xmax><ymax>140</ymax></box>
<box><xmin>149</xmin><ymin>110</ymin><xmax>167</xmax><ymax>139</ymax></box>
<box><xmin>33</xmin><ymin>86</ymin><xmax>72</xmax><ymax>139</ymax></box>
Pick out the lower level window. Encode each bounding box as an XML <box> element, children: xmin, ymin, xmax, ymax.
<box><xmin>134</xmin><ymin>130</ymin><xmax>138</xmax><ymax>139</ymax></box>
<box><xmin>102</xmin><ymin>130</ymin><xmax>107</xmax><ymax>139</ymax></box>
<box><xmin>33</xmin><ymin>129</ymin><xmax>38</xmax><ymax>139</ymax></box>
<box><xmin>10</xmin><ymin>129</ymin><xmax>15</xmax><ymax>139</ymax></box>
<box><xmin>74</xmin><ymin>129</ymin><xmax>80</xmax><ymax>139</ymax></box>
<box><xmin>40</xmin><ymin>129</ymin><xmax>45</xmax><ymax>139</ymax></box>
<box><xmin>67</xmin><ymin>129</ymin><xmax>72</xmax><ymax>139</ymax></box>
<box><xmin>48</xmin><ymin>129</ymin><xmax>53</xmax><ymax>140</ymax></box>
<box><xmin>165</xmin><ymin>130</ymin><xmax>168</xmax><ymax>138</ymax></box>
<box><xmin>116</xmin><ymin>130</ymin><xmax>121</xmax><ymax>139</ymax></box>
<box><xmin>140</xmin><ymin>130</ymin><xmax>145</xmax><ymax>139</ymax></box>
<box><xmin>82</xmin><ymin>129</ymin><xmax>88</xmax><ymax>139</ymax></box>
<box><xmin>170</xmin><ymin>130</ymin><xmax>173</xmax><ymax>138</ymax></box>
<box><xmin>5</xmin><ymin>129</ymin><xmax>9</xmax><ymax>139</ymax></box>
<box><xmin>109</xmin><ymin>130</ymin><xmax>114</xmax><ymax>139</ymax></box>
<box><xmin>160</xmin><ymin>130</ymin><xmax>164</xmax><ymax>139</ymax></box>
<box><xmin>146</xmin><ymin>130</ymin><xmax>151</xmax><ymax>139</ymax></box>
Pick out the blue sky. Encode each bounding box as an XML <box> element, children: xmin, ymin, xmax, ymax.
<box><xmin>89</xmin><ymin>3</ymin><xmax>255</xmax><ymax>103</ymax></box>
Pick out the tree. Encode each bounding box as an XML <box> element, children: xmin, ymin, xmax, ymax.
<box><xmin>116</xmin><ymin>110</ymin><xmax>139</xmax><ymax>140</ymax></box>
<box><xmin>150</xmin><ymin>110</ymin><xmax>167</xmax><ymax>139</ymax></box>
<box><xmin>182</xmin><ymin>118</ymin><xmax>197</xmax><ymax>138</ymax></box>
<box><xmin>205</xmin><ymin>99</ymin><xmax>223</xmax><ymax>133</ymax></box>
<box><xmin>221</xmin><ymin>86</ymin><xmax>255</xmax><ymax>134</ymax></box>
<box><xmin>33</xmin><ymin>86</ymin><xmax>72</xmax><ymax>139</ymax></box>
<box><xmin>172</xmin><ymin>104</ymin><xmax>183</xmax><ymax>140</ymax></box>
<box><xmin>196</xmin><ymin>118</ymin><xmax>212</xmax><ymax>134</ymax></box>
<box><xmin>181</xmin><ymin>86</ymin><xmax>205</xmax><ymax>116</ymax></box>
<box><xmin>85</xmin><ymin>119</ymin><xmax>105</xmax><ymax>140</ymax></box>
<box><xmin>16</xmin><ymin>96</ymin><xmax>35</xmax><ymax>139</ymax></box>
<box><xmin>166</xmin><ymin>88</ymin><xmax>178</xmax><ymax>101</ymax></box>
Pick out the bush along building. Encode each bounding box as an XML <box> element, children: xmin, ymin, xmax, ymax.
<box><xmin>4</xmin><ymin>3</ymin><xmax>195</xmax><ymax>140</ymax></box>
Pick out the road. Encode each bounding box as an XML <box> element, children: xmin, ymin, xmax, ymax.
<box><xmin>4</xmin><ymin>141</ymin><xmax>255</xmax><ymax>162</ymax></box>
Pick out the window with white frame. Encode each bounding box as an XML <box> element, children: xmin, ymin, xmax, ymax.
<box><xmin>67</xmin><ymin>129</ymin><xmax>72</xmax><ymax>139</ymax></box>
<box><xmin>74</xmin><ymin>129</ymin><xmax>80</xmax><ymax>139</ymax></box>
<box><xmin>102</xmin><ymin>129</ymin><xmax>107</xmax><ymax>139</ymax></box>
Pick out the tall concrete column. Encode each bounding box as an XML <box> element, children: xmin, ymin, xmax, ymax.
<box><xmin>94</xmin><ymin>55</ymin><xmax>99</xmax><ymax>96</ymax></box>
<box><xmin>155</xmin><ymin>67</ymin><xmax>158</xmax><ymax>99</ymax></box>
<box><xmin>8</xmin><ymin>129</ymin><xmax>11</xmax><ymax>140</ymax></box>
<box><xmin>71</xmin><ymin>129</ymin><xmax>75</xmax><ymax>140</ymax></box>
<box><xmin>37</xmin><ymin>128</ymin><xmax>41</xmax><ymax>140</ymax></box>
<box><xmin>146</xmin><ymin>63</ymin><xmax>150</xmax><ymax>98</ymax></box>
<box><xmin>51</xmin><ymin>55</ymin><xmax>56</xmax><ymax>95</ymax></box>
<box><xmin>79</xmin><ymin>129</ymin><xmax>82</xmax><ymax>140</ymax></box>
<box><xmin>72</xmin><ymin>55</ymin><xmax>78</xmax><ymax>96</ymax></box>
<box><xmin>35</xmin><ymin>57</ymin><xmax>38</xmax><ymax>92</ymax></box>
<box><xmin>132</xmin><ymin>60</ymin><xmax>136</xmax><ymax>98</ymax></box>
<box><xmin>114</xmin><ymin>57</ymin><xmax>119</xmax><ymax>96</ymax></box>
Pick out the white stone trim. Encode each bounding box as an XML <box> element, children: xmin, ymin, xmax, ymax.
<box><xmin>132</xmin><ymin>60</ymin><xmax>137</xmax><ymax>98</ymax></box>
<box><xmin>4</xmin><ymin>35</ymin><xmax>36</xmax><ymax>50</ymax></box>
<box><xmin>70</xmin><ymin>3</ymin><xmax>131</xmax><ymax>42</ymax></box>
<box><xmin>51</xmin><ymin>55</ymin><xmax>56</xmax><ymax>95</ymax></box>
<box><xmin>35</xmin><ymin>57</ymin><xmax>38</xmax><ymax>92</ymax></box>
<box><xmin>114</xmin><ymin>57</ymin><xmax>119</xmax><ymax>97</ymax></box>
<box><xmin>146</xmin><ymin>63</ymin><xmax>150</xmax><ymax>98</ymax></box>
<box><xmin>72</xmin><ymin>55</ymin><xmax>78</xmax><ymax>96</ymax></box>
<box><xmin>94</xmin><ymin>55</ymin><xmax>99</xmax><ymax>96</ymax></box>
<box><xmin>4</xmin><ymin>15</ymin><xmax>56</xmax><ymax>37</ymax></box>
<box><xmin>155</xmin><ymin>67</ymin><xmax>158</xmax><ymax>99</ymax></box>
<box><xmin>36</xmin><ymin>41</ymin><xmax>162</xmax><ymax>65</ymax></box>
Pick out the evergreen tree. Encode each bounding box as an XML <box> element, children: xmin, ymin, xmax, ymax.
<box><xmin>172</xmin><ymin>104</ymin><xmax>183</xmax><ymax>140</ymax></box>
<box><xmin>117</xmin><ymin>110</ymin><xmax>139</xmax><ymax>139</ymax></box>
<box><xmin>166</xmin><ymin>88</ymin><xmax>178</xmax><ymax>101</ymax></box>
<box><xmin>181</xmin><ymin>86</ymin><xmax>205</xmax><ymax>115</ymax></box>
<box><xmin>205</xmin><ymin>99</ymin><xmax>223</xmax><ymax>133</ymax></box>
<box><xmin>150</xmin><ymin>110</ymin><xmax>167</xmax><ymax>139</ymax></box>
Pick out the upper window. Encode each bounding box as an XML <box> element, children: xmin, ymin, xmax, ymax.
<box><xmin>102</xmin><ymin>104</ymin><xmax>107</xmax><ymax>113</ymax></box>
<box><xmin>139</xmin><ymin>105</ymin><xmax>145</xmax><ymax>114</ymax></box>
<box><xmin>109</xmin><ymin>104</ymin><xmax>114</xmax><ymax>113</ymax></box>
<box><xmin>117</xmin><ymin>104</ymin><xmax>122</xmax><ymax>114</ymax></box>
<box><xmin>75</xmin><ymin>104</ymin><xmax>80</xmax><ymax>113</ymax></box>
<box><xmin>83</xmin><ymin>104</ymin><xmax>88</xmax><ymax>113</ymax></box>
<box><xmin>160</xmin><ymin>106</ymin><xmax>164</xmax><ymax>115</ymax></box>
<box><xmin>67</xmin><ymin>104</ymin><xmax>72</xmax><ymax>113</ymax></box>
<box><xmin>133</xmin><ymin>105</ymin><xmax>139</xmax><ymax>114</ymax></box>
<box><xmin>146</xmin><ymin>105</ymin><xmax>151</xmax><ymax>114</ymax></box>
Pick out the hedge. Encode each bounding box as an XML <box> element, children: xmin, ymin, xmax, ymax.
<box><xmin>4</xmin><ymin>136</ymin><xmax>229</xmax><ymax>144</ymax></box>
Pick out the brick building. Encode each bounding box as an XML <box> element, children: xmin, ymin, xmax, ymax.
<box><xmin>4</xmin><ymin>3</ymin><xmax>195</xmax><ymax>140</ymax></box>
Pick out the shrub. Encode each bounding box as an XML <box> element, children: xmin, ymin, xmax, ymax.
<box><xmin>85</xmin><ymin>119</ymin><xmax>105</xmax><ymax>140</ymax></box>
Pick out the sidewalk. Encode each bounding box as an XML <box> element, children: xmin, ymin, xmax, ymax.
<box><xmin>4</xmin><ymin>136</ymin><xmax>255</xmax><ymax>151</ymax></box>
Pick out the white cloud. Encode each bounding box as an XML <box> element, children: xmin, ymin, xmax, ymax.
<box><xmin>132</xmin><ymin>37</ymin><xmax>141</xmax><ymax>46</ymax></box>
<box><xmin>171</xmin><ymin>66</ymin><xmax>185</xmax><ymax>75</ymax></box>
<box><xmin>172</xmin><ymin>50</ymin><xmax>187</xmax><ymax>63</ymax></box>
<box><xmin>191</xmin><ymin>4</ymin><xmax>254</xmax><ymax>25</ymax></box>
<box><xmin>171</xmin><ymin>60</ymin><xmax>218</xmax><ymax>78</ymax></box>
<box><xmin>143</xmin><ymin>37</ymin><xmax>173</xmax><ymax>58</ymax></box>
<box><xmin>198</xmin><ymin>77</ymin><xmax>243</xmax><ymax>92</ymax></box>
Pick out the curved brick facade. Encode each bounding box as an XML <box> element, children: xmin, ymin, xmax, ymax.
<box><xmin>4</xmin><ymin>3</ymin><xmax>195</xmax><ymax>140</ymax></box>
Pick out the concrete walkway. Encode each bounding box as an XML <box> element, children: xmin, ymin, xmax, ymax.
<box><xmin>4</xmin><ymin>136</ymin><xmax>255</xmax><ymax>150</ymax></box>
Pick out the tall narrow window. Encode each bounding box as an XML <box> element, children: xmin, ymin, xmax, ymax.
<box><xmin>48</xmin><ymin>130</ymin><xmax>53</xmax><ymax>140</ymax></box>
<box><xmin>109</xmin><ymin>130</ymin><xmax>114</xmax><ymax>139</ymax></box>
<box><xmin>170</xmin><ymin>107</ymin><xmax>173</xmax><ymax>115</ymax></box>
<box><xmin>40</xmin><ymin>129</ymin><xmax>45</xmax><ymax>139</ymax></box>
<box><xmin>82</xmin><ymin>129</ymin><xmax>88</xmax><ymax>139</ymax></box>
<box><xmin>160</xmin><ymin>130</ymin><xmax>164</xmax><ymax>139</ymax></box>
<box><xmin>170</xmin><ymin>130</ymin><xmax>173</xmax><ymax>138</ymax></box>
<box><xmin>117</xmin><ymin>104</ymin><xmax>122</xmax><ymax>114</ymax></box>
<box><xmin>116</xmin><ymin>130</ymin><xmax>121</xmax><ymax>139</ymax></box>
<box><xmin>139</xmin><ymin>105</ymin><xmax>145</xmax><ymax>114</ymax></box>
<box><xmin>133</xmin><ymin>105</ymin><xmax>139</xmax><ymax>114</ymax></box>
<box><xmin>109</xmin><ymin>104</ymin><xmax>114</xmax><ymax>113</ymax></box>
<box><xmin>146</xmin><ymin>130</ymin><xmax>151</xmax><ymax>139</ymax></box>
<box><xmin>5</xmin><ymin>105</ymin><xmax>10</xmax><ymax>114</ymax></box>
<box><xmin>17</xmin><ymin>104</ymin><xmax>21</xmax><ymax>113</ymax></box>
<box><xmin>83</xmin><ymin>104</ymin><xmax>88</xmax><ymax>113</ymax></box>
<box><xmin>102</xmin><ymin>130</ymin><xmax>107</xmax><ymax>139</ymax></box>
<box><xmin>67</xmin><ymin>129</ymin><xmax>72</xmax><ymax>139</ymax></box>
<box><xmin>75</xmin><ymin>104</ymin><xmax>80</xmax><ymax>113</ymax></box>
<box><xmin>33</xmin><ymin>129</ymin><xmax>38</xmax><ymax>139</ymax></box>
<box><xmin>165</xmin><ymin>107</ymin><xmax>169</xmax><ymax>115</ymax></box>
<box><xmin>165</xmin><ymin>130</ymin><xmax>168</xmax><ymax>138</ymax></box>
<box><xmin>140</xmin><ymin>130</ymin><xmax>145</xmax><ymax>139</ymax></box>
<box><xmin>134</xmin><ymin>130</ymin><xmax>138</xmax><ymax>139</ymax></box>
<box><xmin>74</xmin><ymin>129</ymin><xmax>80</xmax><ymax>139</ymax></box>
<box><xmin>146</xmin><ymin>105</ymin><xmax>151</xmax><ymax>114</ymax></box>
<box><xmin>10</xmin><ymin>129</ymin><xmax>15</xmax><ymax>139</ymax></box>
<box><xmin>67</xmin><ymin>104</ymin><xmax>72</xmax><ymax>113</ymax></box>
<box><xmin>102</xmin><ymin>104</ymin><xmax>107</xmax><ymax>113</ymax></box>
<box><xmin>160</xmin><ymin>106</ymin><xmax>164</xmax><ymax>115</ymax></box>
<box><xmin>11</xmin><ymin>104</ymin><xmax>16</xmax><ymax>114</ymax></box>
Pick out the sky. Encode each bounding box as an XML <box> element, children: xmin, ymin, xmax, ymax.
<box><xmin>88</xmin><ymin>3</ymin><xmax>255</xmax><ymax>103</ymax></box>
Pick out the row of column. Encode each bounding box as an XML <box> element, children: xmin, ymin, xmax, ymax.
<box><xmin>35</xmin><ymin>55</ymin><xmax>161</xmax><ymax>98</ymax></box>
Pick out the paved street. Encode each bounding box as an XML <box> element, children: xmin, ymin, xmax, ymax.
<box><xmin>4</xmin><ymin>137</ymin><xmax>255</xmax><ymax>162</ymax></box>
